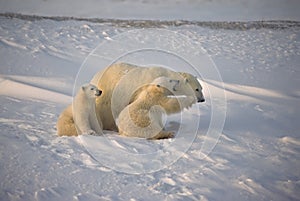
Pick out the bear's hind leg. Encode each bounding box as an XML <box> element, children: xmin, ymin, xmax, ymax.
<box><xmin>56</xmin><ymin>116</ymin><xmax>78</xmax><ymax>136</ymax></box>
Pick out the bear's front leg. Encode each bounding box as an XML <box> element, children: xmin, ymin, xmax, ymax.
<box><xmin>180</xmin><ymin>96</ymin><xmax>196</xmax><ymax>109</ymax></box>
<box><xmin>74</xmin><ymin>111</ymin><xmax>96</xmax><ymax>135</ymax></box>
<box><xmin>162</xmin><ymin>96</ymin><xmax>196</xmax><ymax>114</ymax></box>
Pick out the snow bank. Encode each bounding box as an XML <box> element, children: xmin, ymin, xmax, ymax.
<box><xmin>0</xmin><ymin>76</ymin><xmax>71</xmax><ymax>104</ymax></box>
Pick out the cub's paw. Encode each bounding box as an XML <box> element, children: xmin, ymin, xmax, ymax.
<box><xmin>82</xmin><ymin>130</ymin><xmax>97</xmax><ymax>136</ymax></box>
<box><xmin>91</xmin><ymin>131</ymin><xmax>103</xmax><ymax>136</ymax></box>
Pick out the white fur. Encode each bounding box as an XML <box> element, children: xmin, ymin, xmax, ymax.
<box><xmin>73</xmin><ymin>84</ymin><xmax>103</xmax><ymax>135</ymax></box>
<box><xmin>117</xmin><ymin>76</ymin><xmax>195</xmax><ymax>139</ymax></box>
<box><xmin>85</xmin><ymin>63</ymin><xmax>204</xmax><ymax>132</ymax></box>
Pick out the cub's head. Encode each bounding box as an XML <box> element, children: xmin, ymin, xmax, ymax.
<box><xmin>132</xmin><ymin>77</ymin><xmax>178</xmax><ymax>101</ymax></box>
<box><xmin>81</xmin><ymin>84</ymin><xmax>102</xmax><ymax>99</ymax></box>
<box><xmin>178</xmin><ymin>72</ymin><xmax>205</xmax><ymax>103</ymax></box>
<box><xmin>150</xmin><ymin>76</ymin><xmax>180</xmax><ymax>96</ymax></box>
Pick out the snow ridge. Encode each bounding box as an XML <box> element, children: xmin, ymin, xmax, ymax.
<box><xmin>1</xmin><ymin>13</ymin><xmax>300</xmax><ymax>30</ymax></box>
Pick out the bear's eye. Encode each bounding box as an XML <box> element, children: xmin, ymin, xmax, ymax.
<box><xmin>195</xmin><ymin>88</ymin><xmax>199</xmax><ymax>92</ymax></box>
<box><xmin>90</xmin><ymin>88</ymin><xmax>94</xmax><ymax>90</ymax></box>
<box><xmin>156</xmin><ymin>84</ymin><xmax>161</xmax><ymax>88</ymax></box>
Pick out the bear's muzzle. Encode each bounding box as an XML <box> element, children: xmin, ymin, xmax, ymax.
<box><xmin>198</xmin><ymin>98</ymin><xmax>205</xmax><ymax>103</ymax></box>
<box><xmin>96</xmin><ymin>90</ymin><xmax>102</xmax><ymax>96</ymax></box>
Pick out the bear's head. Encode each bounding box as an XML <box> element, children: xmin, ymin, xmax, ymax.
<box><xmin>81</xmin><ymin>84</ymin><xmax>102</xmax><ymax>99</ymax></box>
<box><xmin>178</xmin><ymin>72</ymin><xmax>205</xmax><ymax>103</ymax></box>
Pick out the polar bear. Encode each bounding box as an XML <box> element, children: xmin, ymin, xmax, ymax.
<box><xmin>117</xmin><ymin>77</ymin><xmax>196</xmax><ymax>140</ymax></box>
<box><xmin>56</xmin><ymin>84</ymin><xmax>103</xmax><ymax>136</ymax></box>
<box><xmin>90</xmin><ymin>63</ymin><xmax>205</xmax><ymax>131</ymax></box>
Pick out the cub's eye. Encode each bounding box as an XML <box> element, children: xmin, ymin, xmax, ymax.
<box><xmin>90</xmin><ymin>88</ymin><xmax>94</xmax><ymax>90</ymax></box>
<box><xmin>195</xmin><ymin>88</ymin><xmax>199</xmax><ymax>92</ymax></box>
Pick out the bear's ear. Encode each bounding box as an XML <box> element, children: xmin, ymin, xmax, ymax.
<box><xmin>169</xmin><ymin>79</ymin><xmax>179</xmax><ymax>84</ymax></box>
<box><xmin>170</xmin><ymin>79</ymin><xmax>180</xmax><ymax>91</ymax></box>
<box><xmin>81</xmin><ymin>85</ymin><xmax>86</xmax><ymax>91</ymax></box>
<box><xmin>184</xmin><ymin>78</ymin><xmax>189</xmax><ymax>83</ymax></box>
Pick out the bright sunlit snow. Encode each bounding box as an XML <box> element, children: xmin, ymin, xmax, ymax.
<box><xmin>0</xmin><ymin>1</ymin><xmax>300</xmax><ymax>201</ymax></box>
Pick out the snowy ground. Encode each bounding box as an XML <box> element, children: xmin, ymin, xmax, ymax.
<box><xmin>0</xmin><ymin>8</ymin><xmax>300</xmax><ymax>201</ymax></box>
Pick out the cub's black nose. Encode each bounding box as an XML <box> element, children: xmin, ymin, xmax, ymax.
<box><xmin>96</xmin><ymin>90</ymin><xmax>102</xmax><ymax>96</ymax></box>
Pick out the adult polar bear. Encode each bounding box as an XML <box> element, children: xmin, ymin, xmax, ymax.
<box><xmin>90</xmin><ymin>62</ymin><xmax>205</xmax><ymax>131</ymax></box>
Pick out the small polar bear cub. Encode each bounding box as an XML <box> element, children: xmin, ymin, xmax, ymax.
<box><xmin>73</xmin><ymin>83</ymin><xmax>103</xmax><ymax>135</ymax></box>
<box><xmin>117</xmin><ymin>76</ymin><xmax>196</xmax><ymax>140</ymax></box>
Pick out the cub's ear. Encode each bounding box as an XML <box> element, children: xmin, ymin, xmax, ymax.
<box><xmin>184</xmin><ymin>78</ymin><xmax>189</xmax><ymax>83</ymax></box>
<box><xmin>81</xmin><ymin>84</ymin><xmax>89</xmax><ymax>91</ymax></box>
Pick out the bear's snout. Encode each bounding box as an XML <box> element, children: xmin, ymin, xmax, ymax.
<box><xmin>198</xmin><ymin>98</ymin><xmax>205</xmax><ymax>103</ymax></box>
<box><xmin>96</xmin><ymin>90</ymin><xmax>102</xmax><ymax>96</ymax></box>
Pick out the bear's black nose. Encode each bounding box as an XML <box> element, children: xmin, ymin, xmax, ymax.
<box><xmin>198</xmin><ymin>98</ymin><xmax>205</xmax><ymax>103</ymax></box>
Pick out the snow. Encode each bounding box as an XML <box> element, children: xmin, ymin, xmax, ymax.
<box><xmin>1</xmin><ymin>1</ymin><xmax>300</xmax><ymax>200</ymax></box>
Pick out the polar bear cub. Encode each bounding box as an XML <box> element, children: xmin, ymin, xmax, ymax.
<box><xmin>56</xmin><ymin>83</ymin><xmax>103</xmax><ymax>136</ymax></box>
<box><xmin>117</xmin><ymin>77</ymin><xmax>195</xmax><ymax>140</ymax></box>
<box><xmin>73</xmin><ymin>83</ymin><xmax>103</xmax><ymax>135</ymax></box>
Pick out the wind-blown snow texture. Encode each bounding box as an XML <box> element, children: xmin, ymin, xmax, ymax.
<box><xmin>0</xmin><ymin>10</ymin><xmax>300</xmax><ymax>201</ymax></box>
